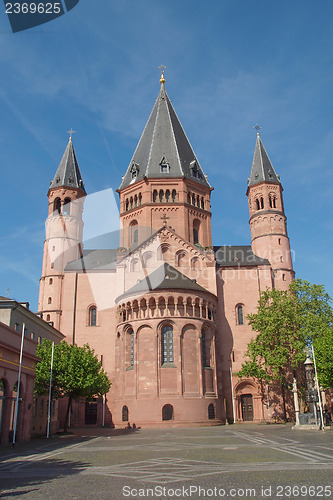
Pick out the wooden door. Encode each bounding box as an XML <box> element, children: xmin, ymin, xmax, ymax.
<box><xmin>241</xmin><ymin>394</ymin><xmax>254</xmax><ymax>421</ymax></box>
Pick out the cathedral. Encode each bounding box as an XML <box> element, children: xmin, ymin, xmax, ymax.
<box><xmin>38</xmin><ymin>71</ymin><xmax>294</xmax><ymax>427</ymax></box>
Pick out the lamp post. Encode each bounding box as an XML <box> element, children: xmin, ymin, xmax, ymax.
<box><xmin>304</xmin><ymin>356</ymin><xmax>319</xmax><ymax>429</ymax></box>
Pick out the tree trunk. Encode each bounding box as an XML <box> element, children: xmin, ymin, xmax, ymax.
<box><xmin>63</xmin><ymin>396</ymin><xmax>72</xmax><ymax>433</ymax></box>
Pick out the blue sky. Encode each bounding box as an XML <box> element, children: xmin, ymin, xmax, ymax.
<box><xmin>0</xmin><ymin>0</ymin><xmax>333</xmax><ymax>310</ymax></box>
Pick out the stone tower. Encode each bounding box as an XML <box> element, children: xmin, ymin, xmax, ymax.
<box><xmin>246</xmin><ymin>132</ymin><xmax>294</xmax><ymax>289</ymax></box>
<box><xmin>117</xmin><ymin>71</ymin><xmax>213</xmax><ymax>250</ymax></box>
<box><xmin>38</xmin><ymin>137</ymin><xmax>86</xmax><ymax>329</ymax></box>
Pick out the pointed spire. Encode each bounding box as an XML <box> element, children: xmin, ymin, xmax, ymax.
<box><xmin>49</xmin><ymin>137</ymin><xmax>86</xmax><ymax>193</ymax></box>
<box><xmin>119</xmin><ymin>77</ymin><xmax>209</xmax><ymax>190</ymax></box>
<box><xmin>248</xmin><ymin>133</ymin><xmax>280</xmax><ymax>187</ymax></box>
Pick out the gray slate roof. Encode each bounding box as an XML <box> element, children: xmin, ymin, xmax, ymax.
<box><xmin>119</xmin><ymin>83</ymin><xmax>210</xmax><ymax>189</ymax></box>
<box><xmin>248</xmin><ymin>134</ymin><xmax>280</xmax><ymax>187</ymax></box>
<box><xmin>50</xmin><ymin>139</ymin><xmax>86</xmax><ymax>193</ymax></box>
<box><xmin>65</xmin><ymin>249</ymin><xmax>117</xmax><ymax>271</ymax></box>
<box><xmin>117</xmin><ymin>263</ymin><xmax>209</xmax><ymax>301</ymax></box>
<box><xmin>214</xmin><ymin>245</ymin><xmax>270</xmax><ymax>267</ymax></box>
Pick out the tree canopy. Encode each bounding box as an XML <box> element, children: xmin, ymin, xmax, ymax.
<box><xmin>237</xmin><ymin>279</ymin><xmax>333</xmax><ymax>416</ymax></box>
<box><xmin>35</xmin><ymin>340</ymin><xmax>111</xmax><ymax>431</ymax></box>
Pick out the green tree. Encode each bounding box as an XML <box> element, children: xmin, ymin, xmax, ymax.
<box><xmin>34</xmin><ymin>340</ymin><xmax>111</xmax><ymax>432</ymax></box>
<box><xmin>237</xmin><ymin>279</ymin><xmax>333</xmax><ymax>419</ymax></box>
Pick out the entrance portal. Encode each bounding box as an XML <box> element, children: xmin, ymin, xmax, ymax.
<box><xmin>241</xmin><ymin>394</ymin><xmax>253</xmax><ymax>421</ymax></box>
<box><xmin>85</xmin><ymin>399</ymin><xmax>97</xmax><ymax>425</ymax></box>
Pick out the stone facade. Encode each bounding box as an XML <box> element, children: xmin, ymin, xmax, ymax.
<box><xmin>37</xmin><ymin>78</ymin><xmax>294</xmax><ymax>428</ymax></box>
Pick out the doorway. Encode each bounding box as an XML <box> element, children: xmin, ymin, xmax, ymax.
<box><xmin>241</xmin><ymin>394</ymin><xmax>254</xmax><ymax>421</ymax></box>
<box><xmin>85</xmin><ymin>399</ymin><xmax>97</xmax><ymax>425</ymax></box>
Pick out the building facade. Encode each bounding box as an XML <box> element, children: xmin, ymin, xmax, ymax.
<box><xmin>0</xmin><ymin>298</ymin><xmax>64</xmax><ymax>444</ymax></box>
<box><xmin>38</xmin><ymin>73</ymin><xmax>294</xmax><ymax>427</ymax></box>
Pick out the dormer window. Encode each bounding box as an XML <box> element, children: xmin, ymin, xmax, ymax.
<box><xmin>190</xmin><ymin>160</ymin><xmax>203</xmax><ymax>179</ymax></box>
<box><xmin>160</xmin><ymin>157</ymin><xmax>170</xmax><ymax>173</ymax></box>
<box><xmin>130</xmin><ymin>162</ymin><xmax>139</xmax><ymax>180</ymax></box>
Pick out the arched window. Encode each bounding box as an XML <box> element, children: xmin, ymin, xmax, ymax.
<box><xmin>187</xmin><ymin>192</ymin><xmax>191</xmax><ymax>204</ymax></box>
<box><xmin>89</xmin><ymin>306</ymin><xmax>97</xmax><ymax>326</ymax></box>
<box><xmin>122</xmin><ymin>405</ymin><xmax>129</xmax><ymax>422</ymax></box>
<box><xmin>161</xmin><ymin>325</ymin><xmax>174</xmax><ymax>364</ymax></box>
<box><xmin>196</xmin><ymin>195</ymin><xmax>200</xmax><ymax>207</ymax></box>
<box><xmin>201</xmin><ymin>197</ymin><xmax>204</xmax><ymax>209</ymax></box>
<box><xmin>237</xmin><ymin>305</ymin><xmax>244</xmax><ymax>325</ymax></box>
<box><xmin>48</xmin><ymin>297</ymin><xmax>52</xmax><ymax>304</ymax></box>
<box><xmin>260</xmin><ymin>197</ymin><xmax>264</xmax><ymax>209</ymax></box>
<box><xmin>125</xmin><ymin>199</ymin><xmax>129</xmax><ymax>211</ymax></box>
<box><xmin>172</xmin><ymin>190</ymin><xmax>176</xmax><ymax>202</ymax></box>
<box><xmin>191</xmin><ymin>257</ymin><xmax>200</xmax><ymax>270</ymax></box>
<box><xmin>208</xmin><ymin>403</ymin><xmax>215</xmax><ymax>420</ymax></box>
<box><xmin>142</xmin><ymin>252</ymin><xmax>153</xmax><ymax>267</ymax></box>
<box><xmin>131</xmin><ymin>258</ymin><xmax>140</xmax><ymax>272</ymax></box>
<box><xmin>176</xmin><ymin>250</ymin><xmax>186</xmax><ymax>267</ymax></box>
<box><xmin>49</xmin><ymin>278</ymin><xmax>53</xmax><ymax>285</ymax></box>
<box><xmin>255</xmin><ymin>199</ymin><xmax>260</xmax><ymax>210</ymax></box>
<box><xmin>54</xmin><ymin>198</ymin><xmax>61</xmax><ymax>214</ymax></box>
<box><xmin>269</xmin><ymin>194</ymin><xmax>277</xmax><ymax>208</ymax></box>
<box><xmin>201</xmin><ymin>330</ymin><xmax>209</xmax><ymax>367</ymax></box>
<box><xmin>193</xmin><ymin>219</ymin><xmax>200</xmax><ymax>245</ymax></box>
<box><xmin>153</xmin><ymin>190</ymin><xmax>157</xmax><ymax>202</ymax></box>
<box><xmin>134</xmin><ymin>194</ymin><xmax>138</xmax><ymax>207</ymax></box>
<box><xmin>165</xmin><ymin>190</ymin><xmax>170</xmax><ymax>202</ymax></box>
<box><xmin>63</xmin><ymin>198</ymin><xmax>71</xmax><ymax>215</ymax></box>
<box><xmin>46</xmin><ymin>314</ymin><xmax>50</xmax><ymax>321</ymax></box>
<box><xmin>130</xmin><ymin>197</ymin><xmax>133</xmax><ymax>209</ymax></box>
<box><xmin>159</xmin><ymin>190</ymin><xmax>164</xmax><ymax>202</ymax></box>
<box><xmin>126</xmin><ymin>329</ymin><xmax>134</xmax><ymax>368</ymax></box>
<box><xmin>130</xmin><ymin>221</ymin><xmax>138</xmax><ymax>245</ymax></box>
<box><xmin>162</xmin><ymin>404</ymin><xmax>173</xmax><ymax>421</ymax></box>
<box><xmin>192</xmin><ymin>193</ymin><xmax>195</xmax><ymax>205</ymax></box>
<box><xmin>138</xmin><ymin>193</ymin><xmax>142</xmax><ymax>205</ymax></box>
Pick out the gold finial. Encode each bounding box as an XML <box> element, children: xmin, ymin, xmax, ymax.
<box><xmin>159</xmin><ymin>65</ymin><xmax>166</xmax><ymax>84</ymax></box>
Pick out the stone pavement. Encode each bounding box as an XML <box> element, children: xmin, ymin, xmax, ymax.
<box><xmin>0</xmin><ymin>424</ymin><xmax>332</xmax><ymax>499</ymax></box>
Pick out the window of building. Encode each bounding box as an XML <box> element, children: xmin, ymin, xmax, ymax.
<box><xmin>128</xmin><ymin>329</ymin><xmax>134</xmax><ymax>367</ymax></box>
<box><xmin>15</xmin><ymin>323</ymin><xmax>20</xmax><ymax>331</ymax></box>
<box><xmin>46</xmin><ymin>314</ymin><xmax>50</xmax><ymax>322</ymax></box>
<box><xmin>125</xmin><ymin>199</ymin><xmax>129</xmax><ymax>211</ymax></box>
<box><xmin>165</xmin><ymin>189</ymin><xmax>170</xmax><ymax>202</ymax></box>
<box><xmin>54</xmin><ymin>198</ymin><xmax>61</xmax><ymax>214</ymax></box>
<box><xmin>187</xmin><ymin>192</ymin><xmax>191</xmax><ymax>204</ymax></box>
<box><xmin>201</xmin><ymin>330</ymin><xmax>209</xmax><ymax>367</ymax></box>
<box><xmin>153</xmin><ymin>190</ymin><xmax>157</xmax><ymax>202</ymax></box>
<box><xmin>159</xmin><ymin>190</ymin><xmax>164</xmax><ymax>202</ymax></box>
<box><xmin>193</xmin><ymin>219</ymin><xmax>200</xmax><ymax>245</ymax></box>
<box><xmin>63</xmin><ymin>198</ymin><xmax>71</xmax><ymax>215</ymax></box>
<box><xmin>134</xmin><ymin>194</ymin><xmax>138</xmax><ymax>207</ymax></box>
<box><xmin>160</xmin><ymin>157</ymin><xmax>170</xmax><ymax>173</ymax></box>
<box><xmin>130</xmin><ymin>162</ymin><xmax>139</xmax><ymax>179</ymax></box>
<box><xmin>255</xmin><ymin>198</ymin><xmax>260</xmax><ymax>210</ymax></box>
<box><xmin>172</xmin><ymin>189</ymin><xmax>176</xmax><ymax>202</ymax></box>
<box><xmin>89</xmin><ymin>306</ymin><xmax>97</xmax><ymax>326</ymax></box>
<box><xmin>122</xmin><ymin>405</ymin><xmax>129</xmax><ymax>422</ymax></box>
<box><xmin>201</xmin><ymin>197</ymin><xmax>204</xmax><ymax>209</ymax></box>
<box><xmin>237</xmin><ymin>305</ymin><xmax>244</xmax><ymax>325</ymax></box>
<box><xmin>162</xmin><ymin>404</ymin><xmax>173</xmax><ymax>421</ymax></box>
<box><xmin>208</xmin><ymin>403</ymin><xmax>215</xmax><ymax>419</ymax></box>
<box><xmin>260</xmin><ymin>197</ymin><xmax>264</xmax><ymax>209</ymax></box>
<box><xmin>138</xmin><ymin>193</ymin><xmax>142</xmax><ymax>205</ymax></box>
<box><xmin>49</xmin><ymin>278</ymin><xmax>53</xmax><ymax>285</ymax></box>
<box><xmin>48</xmin><ymin>297</ymin><xmax>52</xmax><ymax>304</ymax></box>
<box><xmin>162</xmin><ymin>325</ymin><xmax>174</xmax><ymax>364</ymax></box>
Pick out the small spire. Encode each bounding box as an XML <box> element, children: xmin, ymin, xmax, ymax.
<box><xmin>159</xmin><ymin>65</ymin><xmax>166</xmax><ymax>84</ymax></box>
<box><xmin>67</xmin><ymin>128</ymin><xmax>76</xmax><ymax>141</ymax></box>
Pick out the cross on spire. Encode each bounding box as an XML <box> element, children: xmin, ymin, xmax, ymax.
<box><xmin>159</xmin><ymin>65</ymin><xmax>166</xmax><ymax>84</ymax></box>
<box><xmin>67</xmin><ymin>128</ymin><xmax>76</xmax><ymax>140</ymax></box>
<box><xmin>253</xmin><ymin>124</ymin><xmax>261</xmax><ymax>135</ymax></box>
<box><xmin>161</xmin><ymin>213</ymin><xmax>169</xmax><ymax>226</ymax></box>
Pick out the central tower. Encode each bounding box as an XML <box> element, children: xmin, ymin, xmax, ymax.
<box><xmin>117</xmin><ymin>71</ymin><xmax>213</xmax><ymax>249</ymax></box>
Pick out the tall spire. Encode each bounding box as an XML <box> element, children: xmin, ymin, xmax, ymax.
<box><xmin>248</xmin><ymin>133</ymin><xmax>280</xmax><ymax>187</ymax></box>
<box><xmin>119</xmin><ymin>75</ymin><xmax>210</xmax><ymax>190</ymax></box>
<box><xmin>49</xmin><ymin>137</ymin><xmax>86</xmax><ymax>193</ymax></box>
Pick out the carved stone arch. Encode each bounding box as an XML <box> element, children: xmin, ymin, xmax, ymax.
<box><xmin>181</xmin><ymin>323</ymin><xmax>197</xmax><ymax>338</ymax></box>
<box><xmin>136</xmin><ymin>324</ymin><xmax>153</xmax><ymax>337</ymax></box>
<box><xmin>157</xmin><ymin>318</ymin><xmax>176</xmax><ymax>333</ymax></box>
<box><xmin>142</xmin><ymin>251</ymin><xmax>153</xmax><ymax>267</ymax></box>
<box><xmin>234</xmin><ymin>379</ymin><xmax>258</xmax><ymax>393</ymax></box>
<box><xmin>157</xmin><ymin>243</ymin><xmax>170</xmax><ymax>260</ymax></box>
<box><xmin>175</xmin><ymin>249</ymin><xmax>187</xmax><ymax>267</ymax></box>
<box><xmin>130</xmin><ymin>258</ymin><xmax>140</xmax><ymax>272</ymax></box>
